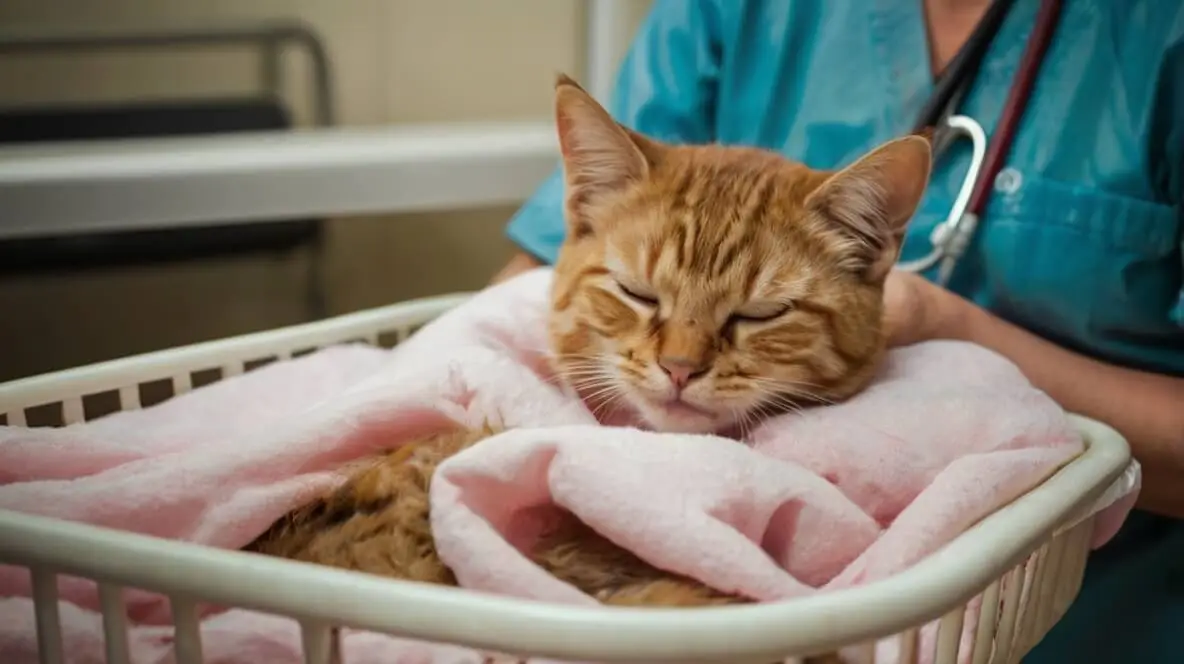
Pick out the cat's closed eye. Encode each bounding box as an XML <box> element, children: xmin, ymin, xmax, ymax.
<box><xmin>616</xmin><ymin>281</ymin><xmax>659</xmax><ymax>306</ymax></box>
<box><xmin>728</xmin><ymin>302</ymin><xmax>793</xmax><ymax>325</ymax></box>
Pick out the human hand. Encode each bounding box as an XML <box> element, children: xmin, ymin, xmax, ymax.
<box><xmin>881</xmin><ymin>269</ymin><xmax>966</xmax><ymax>347</ymax></box>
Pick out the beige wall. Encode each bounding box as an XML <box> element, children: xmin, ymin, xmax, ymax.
<box><xmin>0</xmin><ymin>0</ymin><xmax>651</xmax><ymax>381</ymax></box>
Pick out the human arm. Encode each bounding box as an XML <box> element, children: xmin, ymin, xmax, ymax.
<box><xmin>490</xmin><ymin>251</ymin><xmax>543</xmax><ymax>285</ymax></box>
<box><xmin>491</xmin><ymin>0</ymin><xmax>725</xmax><ymax>283</ymax></box>
<box><xmin>885</xmin><ymin>270</ymin><xmax>1184</xmax><ymax>518</ymax></box>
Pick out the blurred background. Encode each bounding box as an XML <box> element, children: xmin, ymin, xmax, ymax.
<box><xmin>0</xmin><ymin>0</ymin><xmax>653</xmax><ymax>382</ymax></box>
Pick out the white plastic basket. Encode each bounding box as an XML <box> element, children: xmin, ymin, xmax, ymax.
<box><xmin>0</xmin><ymin>293</ymin><xmax>1134</xmax><ymax>664</ymax></box>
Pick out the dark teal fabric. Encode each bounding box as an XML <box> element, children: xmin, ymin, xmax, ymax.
<box><xmin>1027</xmin><ymin>510</ymin><xmax>1184</xmax><ymax>663</ymax></box>
<box><xmin>506</xmin><ymin>2</ymin><xmax>1184</xmax><ymax>660</ymax></box>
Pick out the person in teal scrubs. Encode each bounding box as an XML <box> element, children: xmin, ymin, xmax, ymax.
<box><xmin>494</xmin><ymin>1</ymin><xmax>1184</xmax><ymax>661</ymax></box>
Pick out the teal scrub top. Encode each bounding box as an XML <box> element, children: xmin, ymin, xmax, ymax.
<box><xmin>505</xmin><ymin>1</ymin><xmax>1184</xmax><ymax>661</ymax></box>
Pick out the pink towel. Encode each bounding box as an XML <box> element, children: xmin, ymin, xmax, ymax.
<box><xmin>0</xmin><ymin>269</ymin><xmax>1134</xmax><ymax>664</ymax></box>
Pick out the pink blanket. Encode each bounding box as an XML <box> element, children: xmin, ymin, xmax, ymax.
<box><xmin>0</xmin><ymin>269</ymin><xmax>1134</xmax><ymax>664</ymax></box>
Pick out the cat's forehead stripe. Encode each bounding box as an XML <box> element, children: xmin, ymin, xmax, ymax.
<box><xmin>680</xmin><ymin>199</ymin><xmax>704</xmax><ymax>269</ymax></box>
<box><xmin>736</xmin><ymin>170</ymin><xmax>777</xmax><ymax>227</ymax></box>
<box><xmin>651</xmin><ymin>237</ymin><xmax>679</xmax><ymax>282</ymax></box>
<box><xmin>670</xmin><ymin>166</ymin><xmax>696</xmax><ymax>206</ymax></box>
<box><xmin>670</xmin><ymin>221</ymin><xmax>689</xmax><ymax>273</ymax></box>
<box><xmin>683</xmin><ymin>213</ymin><xmax>757</xmax><ymax>281</ymax></box>
<box><xmin>709</xmin><ymin>223</ymin><xmax>756</xmax><ymax>279</ymax></box>
<box><xmin>674</xmin><ymin>168</ymin><xmax>773</xmax><ymax>278</ymax></box>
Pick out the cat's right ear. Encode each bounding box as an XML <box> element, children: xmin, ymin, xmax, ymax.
<box><xmin>805</xmin><ymin>135</ymin><xmax>932</xmax><ymax>282</ymax></box>
<box><xmin>554</xmin><ymin>74</ymin><xmax>650</xmax><ymax>239</ymax></box>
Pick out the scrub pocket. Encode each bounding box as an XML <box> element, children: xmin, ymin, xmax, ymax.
<box><xmin>975</xmin><ymin>173</ymin><xmax>1183</xmax><ymax>372</ymax></box>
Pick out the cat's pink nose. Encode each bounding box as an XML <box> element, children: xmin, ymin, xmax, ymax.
<box><xmin>659</xmin><ymin>356</ymin><xmax>707</xmax><ymax>389</ymax></box>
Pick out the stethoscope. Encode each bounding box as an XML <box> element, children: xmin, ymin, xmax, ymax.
<box><xmin>896</xmin><ymin>0</ymin><xmax>1064</xmax><ymax>285</ymax></box>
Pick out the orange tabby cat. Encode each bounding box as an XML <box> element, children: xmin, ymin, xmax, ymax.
<box><xmin>247</xmin><ymin>75</ymin><xmax>930</xmax><ymax>660</ymax></box>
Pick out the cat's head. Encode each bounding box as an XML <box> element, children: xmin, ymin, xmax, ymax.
<box><xmin>546</xmin><ymin>75</ymin><xmax>931</xmax><ymax>434</ymax></box>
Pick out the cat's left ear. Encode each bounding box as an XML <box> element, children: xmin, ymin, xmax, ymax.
<box><xmin>554</xmin><ymin>74</ymin><xmax>654</xmax><ymax>238</ymax></box>
<box><xmin>805</xmin><ymin>135</ymin><xmax>932</xmax><ymax>282</ymax></box>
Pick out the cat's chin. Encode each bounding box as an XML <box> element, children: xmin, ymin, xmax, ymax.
<box><xmin>632</xmin><ymin>399</ymin><xmax>725</xmax><ymax>435</ymax></box>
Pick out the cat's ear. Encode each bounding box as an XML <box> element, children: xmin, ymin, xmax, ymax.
<box><xmin>554</xmin><ymin>74</ymin><xmax>651</xmax><ymax>238</ymax></box>
<box><xmin>806</xmin><ymin>135</ymin><xmax>932</xmax><ymax>282</ymax></box>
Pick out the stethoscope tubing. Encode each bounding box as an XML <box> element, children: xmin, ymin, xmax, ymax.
<box><xmin>897</xmin><ymin>0</ymin><xmax>1066</xmax><ymax>286</ymax></box>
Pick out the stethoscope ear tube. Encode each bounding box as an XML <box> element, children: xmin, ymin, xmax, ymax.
<box><xmin>899</xmin><ymin>0</ymin><xmax>1066</xmax><ymax>286</ymax></box>
<box><xmin>911</xmin><ymin>0</ymin><xmax>1018</xmax><ymax>135</ymax></box>
<box><xmin>962</xmin><ymin>0</ymin><xmax>1064</xmax><ymax>218</ymax></box>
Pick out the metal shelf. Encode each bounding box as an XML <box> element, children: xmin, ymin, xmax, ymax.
<box><xmin>0</xmin><ymin>121</ymin><xmax>558</xmax><ymax>240</ymax></box>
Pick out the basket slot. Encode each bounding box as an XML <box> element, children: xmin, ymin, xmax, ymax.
<box><xmin>132</xmin><ymin>379</ymin><xmax>173</xmax><ymax>409</ymax></box>
<box><xmin>191</xmin><ymin>368</ymin><xmax>222</xmax><ymax>389</ymax></box>
<box><xmin>300</xmin><ymin>621</ymin><xmax>339</xmax><ymax>664</ymax></box>
<box><xmin>377</xmin><ymin>330</ymin><xmax>403</xmax><ymax>347</ymax></box>
<box><xmin>970</xmin><ymin>579</ymin><xmax>1001</xmax><ymax>664</ymax></box>
<box><xmin>933</xmin><ymin>604</ymin><xmax>966</xmax><ymax>664</ymax></box>
<box><xmin>31</xmin><ymin>567</ymin><xmax>64</xmax><ymax>664</ymax></box>
<box><xmin>1034</xmin><ymin>532</ymin><xmax>1068</xmax><ymax>637</ymax></box>
<box><xmin>1012</xmin><ymin>546</ymin><xmax>1046</xmax><ymax>655</ymax></box>
<box><xmin>1054</xmin><ymin>525</ymin><xmax>1088</xmax><ymax>625</ymax></box>
<box><xmin>896</xmin><ymin>627</ymin><xmax>919</xmax><ymax>664</ymax></box>
<box><xmin>992</xmin><ymin>564</ymin><xmax>1025</xmax><ymax>663</ymax></box>
<box><xmin>81</xmin><ymin>391</ymin><xmax>123</xmax><ymax>420</ymax></box>
<box><xmin>846</xmin><ymin>641</ymin><xmax>876</xmax><ymax>664</ymax></box>
<box><xmin>17</xmin><ymin>403</ymin><xmax>64</xmax><ymax>427</ymax></box>
<box><xmin>171</xmin><ymin>596</ymin><xmax>204</xmax><ymax>664</ymax></box>
<box><xmin>98</xmin><ymin>582</ymin><xmax>131</xmax><ymax>664</ymax></box>
<box><xmin>243</xmin><ymin>355</ymin><xmax>280</xmax><ymax>372</ymax></box>
<box><xmin>1055</xmin><ymin>522</ymin><xmax>1091</xmax><ymax>615</ymax></box>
